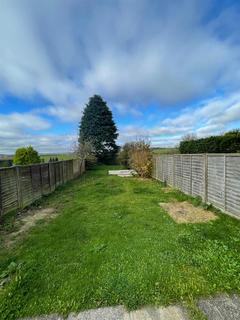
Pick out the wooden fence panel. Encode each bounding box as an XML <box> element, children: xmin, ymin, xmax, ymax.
<box><xmin>18</xmin><ymin>166</ymin><xmax>33</xmax><ymax>207</ymax></box>
<box><xmin>191</xmin><ymin>155</ymin><xmax>205</xmax><ymax>198</ymax></box>
<box><xmin>63</xmin><ymin>161</ymin><xmax>67</xmax><ymax>183</ymax></box>
<box><xmin>31</xmin><ymin>165</ymin><xmax>42</xmax><ymax>201</ymax></box>
<box><xmin>182</xmin><ymin>155</ymin><xmax>192</xmax><ymax>195</ymax></box>
<box><xmin>40</xmin><ymin>164</ymin><xmax>50</xmax><ymax>195</ymax></box>
<box><xmin>152</xmin><ymin>154</ymin><xmax>240</xmax><ymax>219</ymax></box>
<box><xmin>207</xmin><ymin>155</ymin><xmax>225</xmax><ymax>211</ymax></box>
<box><xmin>225</xmin><ymin>156</ymin><xmax>240</xmax><ymax>217</ymax></box>
<box><xmin>167</xmin><ymin>156</ymin><xmax>173</xmax><ymax>186</ymax></box>
<box><xmin>55</xmin><ymin>162</ymin><xmax>61</xmax><ymax>187</ymax></box>
<box><xmin>0</xmin><ymin>168</ymin><xmax>19</xmax><ymax>213</ymax></box>
<box><xmin>174</xmin><ymin>155</ymin><xmax>182</xmax><ymax>189</ymax></box>
<box><xmin>49</xmin><ymin>163</ymin><xmax>56</xmax><ymax>192</ymax></box>
<box><xmin>0</xmin><ymin>159</ymin><xmax>85</xmax><ymax>216</ymax></box>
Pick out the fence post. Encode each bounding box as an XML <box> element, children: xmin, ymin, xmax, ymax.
<box><xmin>0</xmin><ymin>170</ymin><xmax>3</xmax><ymax>216</ymax></box>
<box><xmin>224</xmin><ymin>155</ymin><xmax>226</xmax><ymax>211</ymax></box>
<box><xmin>204</xmin><ymin>154</ymin><xmax>208</xmax><ymax>203</ymax></box>
<box><xmin>190</xmin><ymin>155</ymin><xmax>192</xmax><ymax>195</ymax></box>
<box><xmin>16</xmin><ymin>166</ymin><xmax>23</xmax><ymax>209</ymax></box>
<box><xmin>172</xmin><ymin>155</ymin><xmax>175</xmax><ymax>187</ymax></box>
<box><xmin>181</xmin><ymin>155</ymin><xmax>183</xmax><ymax>191</ymax></box>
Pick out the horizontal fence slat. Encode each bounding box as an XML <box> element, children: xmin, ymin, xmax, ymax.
<box><xmin>0</xmin><ymin>159</ymin><xmax>85</xmax><ymax>216</ymax></box>
<box><xmin>152</xmin><ymin>154</ymin><xmax>240</xmax><ymax>219</ymax></box>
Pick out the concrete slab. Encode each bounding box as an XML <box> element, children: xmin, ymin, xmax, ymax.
<box><xmin>67</xmin><ymin>306</ymin><xmax>125</xmax><ymax>320</ymax></box>
<box><xmin>108</xmin><ymin>170</ymin><xmax>137</xmax><ymax>177</ymax></box>
<box><xmin>21</xmin><ymin>305</ymin><xmax>189</xmax><ymax>320</ymax></box>
<box><xmin>198</xmin><ymin>294</ymin><xmax>240</xmax><ymax>320</ymax></box>
<box><xmin>124</xmin><ymin>306</ymin><xmax>189</xmax><ymax>320</ymax></box>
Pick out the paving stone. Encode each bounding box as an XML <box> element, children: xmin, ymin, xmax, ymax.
<box><xmin>198</xmin><ymin>294</ymin><xmax>240</xmax><ymax>320</ymax></box>
<box><xmin>23</xmin><ymin>305</ymin><xmax>189</xmax><ymax>320</ymax></box>
<box><xmin>67</xmin><ymin>306</ymin><xmax>125</xmax><ymax>320</ymax></box>
<box><xmin>124</xmin><ymin>305</ymin><xmax>189</xmax><ymax>320</ymax></box>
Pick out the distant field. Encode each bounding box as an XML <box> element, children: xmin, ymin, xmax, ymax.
<box><xmin>40</xmin><ymin>153</ymin><xmax>76</xmax><ymax>162</ymax></box>
<box><xmin>152</xmin><ymin>147</ymin><xmax>179</xmax><ymax>155</ymax></box>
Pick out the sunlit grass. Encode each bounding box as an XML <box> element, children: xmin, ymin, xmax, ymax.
<box><xmin>0</xmin><ymin>165</ymin><xmax>240</xmax><ymax>319</ymax></box>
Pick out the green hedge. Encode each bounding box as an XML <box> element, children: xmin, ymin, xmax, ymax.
<box><xmin>179</xmin><ymin>130</ymin><xmax>240</xmax><ymax>154</ymax></box>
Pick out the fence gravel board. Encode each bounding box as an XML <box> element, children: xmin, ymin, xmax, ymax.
<box><xmin>152</xmin><ymin>154</ymin><xmax>240</xmax><ymax>219</ymax></box>
<box><xmin>0</xmin><ymin>159</ymin><xmax>85</xmax><ymax>216</ymax></box>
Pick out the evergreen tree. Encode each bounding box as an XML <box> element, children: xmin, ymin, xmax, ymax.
<box><xmin>79</xmin><ymin>95</ymin><xmax>118</xmax><ymax>163</ymax></box>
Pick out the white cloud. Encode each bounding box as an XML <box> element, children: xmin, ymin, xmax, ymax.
<box><xmin>0</xmin><ymin>0</ymin><xmax>240</xmax><ymax>121</ymax></box>
<box><xmin>118</xmin><ymin>92</ymin><xmax>240</xmax><ymax>147</ymax></box>
<box><xmin>1</xmin><ymin>0</ymin><xmax>240</xmax><ymax>152</ymax></box>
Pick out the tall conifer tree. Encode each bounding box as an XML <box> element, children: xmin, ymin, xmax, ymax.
<box><xmin>79</xmin><ymin>95</ymin><xmax>118</xmax><ymax>163</ymax></box>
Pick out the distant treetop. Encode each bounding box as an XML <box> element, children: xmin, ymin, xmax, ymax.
<box><xmin>13</xmin><ymin>146</ymin><xmax>41</xmax><ymax>165</ymax></box>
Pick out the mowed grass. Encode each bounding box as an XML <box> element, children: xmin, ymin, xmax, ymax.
<box><xmin>1</xmin><ymin>165</ymin><xmax>240</xmax><ymax>319</ymax></box>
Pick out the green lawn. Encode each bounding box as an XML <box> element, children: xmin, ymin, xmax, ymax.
<box><xmin>1</xmin><ymin>165</ymin><xmax>240</xmax><ymax>319</ymax></box>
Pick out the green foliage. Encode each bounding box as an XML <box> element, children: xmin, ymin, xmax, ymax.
<box><xmin>117</xmin><ymin>142</ymin><xmax>135</xmax><ymax>167</ymax></box>
<box><xmin>179</xmin><ymin>130</ymin><xmax>240</xmax><ymax>153</ymax></box>
<box><xmin>119</xmin><ymin>140</ymin><xmax>152</xmax><ymax>177</ymax></box>
<box><xmin>13</xmin><ymin>146</ymin><xmax>41</xmax><ymax>165</ymax></box>
<box><xmin>0</xmin><ymin>160</ymin><xmax>12</xmax><ymax>167</ymax></box>
<box><xmin>79</xmin><ymin>95</ymin><xmax>118</xmax><ymax>163</ymax></box>
<box><xmin>1</xmin><ymin>166</ymin><xmax>240</xmax><ymax>319</ymax></box>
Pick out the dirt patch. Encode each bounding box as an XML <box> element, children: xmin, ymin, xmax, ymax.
<box><xmin>4</xmin><ymin>207</ymin><xmax>56</xmax><ymax>247</ymax></box>
<box><xmin>161</xmin><ymin>187</ymin><xmax>175</xmax><ymax>193</ymax></box>
<box><xmin>159</xmin><ymin>201</ymin><xmax>218</xmax><ymax>223</ymax></box>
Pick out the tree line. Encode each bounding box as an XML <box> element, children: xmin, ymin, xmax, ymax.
<box><xmin>179</xmin><ymin>130</ymin><xmax>240</xmax><ymax>154</ymax></box>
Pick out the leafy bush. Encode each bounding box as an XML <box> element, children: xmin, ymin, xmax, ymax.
<box><xmin>117</xmin><ymin>142</ymin><xmax>135</xmax><ymax>167</ymax></box>
<box><xmin>118</xmin><ymin>140</ymin><xmax>152</xmax><ymax>177</ymax></box>
<box><xmin>179</xmin><ymin>130</ymin><xmax>240</xmax><ymax>153</ymax></box>
<box><xmin>13</xmin><ymin>146</ymin><xmax>41</xmax><ymax>165</ymax></box>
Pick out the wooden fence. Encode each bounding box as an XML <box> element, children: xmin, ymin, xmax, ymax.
<box><xmin>0</xmin><ymin>159</ymin><xmax>85</xmax><ymax>216</ymax></box>
<box><xmin>152</xmin><ymin>154</ymin><xmax>240</xmax><ymax>219</ymax></box>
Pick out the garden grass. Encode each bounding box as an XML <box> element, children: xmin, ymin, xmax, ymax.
<box><xmin>0</xmin><ymin>165</ymin><xmax>240</xmax><ymax>319</ymax></box>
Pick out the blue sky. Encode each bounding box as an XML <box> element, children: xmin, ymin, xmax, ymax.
<box><xmin>1</xmin><ymin>0</ymin><xmax>240</xmax><ymax>154</ymax></box>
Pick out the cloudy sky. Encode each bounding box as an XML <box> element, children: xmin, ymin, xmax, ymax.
<box><xmin>1</xmin><ymin>0</ymin><xmax>240</xmax><ymax>154</ymax></box>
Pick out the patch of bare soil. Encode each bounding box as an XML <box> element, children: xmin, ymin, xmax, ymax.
<box><xmin>4</xmin><ymin>207</ymin><xmax>56</xmax><ymax>247</ymax></box>
<box><xmin>161</xmin><ymin>187</ymin><xmax>175</xmax><ymax>193</ymax></box>
<box><xmin>159</xmin><ymin>201</ymin><xmax>218</xmax><ymax>223</ymax></box>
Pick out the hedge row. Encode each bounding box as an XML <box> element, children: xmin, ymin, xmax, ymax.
<box><xmin>179</xmin><ymin>130</ymin><xmax>240</xmax><ymax>154</ymax></box>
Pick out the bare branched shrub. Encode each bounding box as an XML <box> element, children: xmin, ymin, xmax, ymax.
<box><xmin>73</xmin><ymin>140</ymin><xmax>97</xmax><ymax>169</ymax></box>
<box><xmin>128</xmin><ymin>139</ymin><xmax>152</xmax><ymax>178</ymax></box>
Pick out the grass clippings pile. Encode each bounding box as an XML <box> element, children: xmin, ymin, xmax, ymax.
<box><xmin>159</xmin><ymin>201</ymin><xmax>218</xmax><ymax>223</ymax></box>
